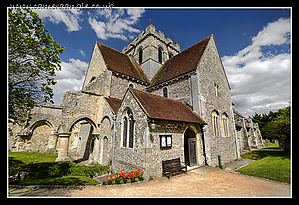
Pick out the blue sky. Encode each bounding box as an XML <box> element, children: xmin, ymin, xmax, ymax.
<box><xmin>33</xmin><ymin>8</ymin><xmax>291</xmax><ymax>117</ymax></box>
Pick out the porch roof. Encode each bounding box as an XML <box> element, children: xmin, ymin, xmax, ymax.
<box><xmin>128</xmin><ymin>88</ymin><xmax>207</xmax><ymax>125</ymax></box>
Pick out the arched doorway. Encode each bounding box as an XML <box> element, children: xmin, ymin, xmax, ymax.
<box><xmin>184</xmin><ymin>127</ymin><xmax>197</xmax><ymax>166</ymax></box>
<box><xmin>68</xmin><ymin>119</ymin><xmax>95</xmax><ymax>160</ymax></box>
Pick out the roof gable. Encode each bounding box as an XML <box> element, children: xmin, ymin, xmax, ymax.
<box><xmin>97</xmin><ymin>42</ymin><xmax>149</xmax><ymax>83</ymax></box>
<box><xmin>104</xmin><ymin>97</ymin><xmax>122</xmax><ymax>114</ymax></box>
<box><xmin>128</xmin><ymin>88</ymin><xmax>206</xmax><ymax>125</ymax></box>
<box><xmin>149</xmin><ymin>35</ymin><xmax>211</xmax><ymax>88</ymax></box>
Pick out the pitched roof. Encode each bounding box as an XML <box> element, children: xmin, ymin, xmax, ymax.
<box><xmin>97</xmin><ymin>42</ymin><xmax>149</xmax><ymax>83</ymax></box>
<box><xmin>128</xmin><ymin>88</ymin><xmax>206</xmax><ymax>125</ymax></box>
<box><xmin>149</xmin><ymin>35</ymin><xmax>211</xmax><ymax>88</ymax></box>
<box><xmin>104</xmin><ymin>97</ymin><xmax>122</xmax><ymax>114</ymax></box>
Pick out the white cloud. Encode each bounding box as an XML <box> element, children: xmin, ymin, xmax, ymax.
<box><xmin>88</xmin><ymin>8</ymin><xmax>145</xmax><ymax>41</ymax></box>
<box><xmin>78</xmin><ymin>49</ymin><xmax>85</xmax><ymax>56</ymax></box>
<box><xmin>33</xmin><ymin>9</ymin><xmax>82</xmax><ymax>32</ymax></box>
<box><xmin>222</xmin><ymin>18</ymin><xmax>291</xmax><ymax>117</ymax></box>
<box><xmin>52</xmin><ymin>58</ymin><xmax>88</xmax><ymax>104</ymax></box>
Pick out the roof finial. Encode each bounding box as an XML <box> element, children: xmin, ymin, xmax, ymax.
<box><xmin>149</xmin><ymin>19</ymin><xmax>152</xmax><ymax>25</ymax></box>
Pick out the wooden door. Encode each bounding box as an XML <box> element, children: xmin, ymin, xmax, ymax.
<box><xmin>188</xmin><ymin>138</ymin><xmax>197</xmax><ymax>166</ymax></box>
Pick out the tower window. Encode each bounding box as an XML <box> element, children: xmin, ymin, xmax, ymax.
<box><xmin>138</xmin><ymin>48</ymin><xmax>143</xmax><ymax>64</ymax></box>
<box><xmin>158</xmin><ymin>48</ymin><xmax>163</xmax><ymax>63</ymax></box>
<box><xmin>163</xmin><ymin>87</ymin><xmax>168</xmax><ymax>98</ymax></box>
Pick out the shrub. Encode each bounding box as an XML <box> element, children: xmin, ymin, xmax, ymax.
<box><xmin>10</xmin><ymin>157</ymin><xmax>110</xmax><ymax>180</ymax></box>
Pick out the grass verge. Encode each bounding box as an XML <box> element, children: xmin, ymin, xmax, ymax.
<box><xmin>237</xmin><ymin>143</ymin><xmax>290</xmax><ymax>184</ymax></box>
<box><xmin>9</xmin><ymin>176</ymin><xmax>99</xmax><ymax>186</ymax></box>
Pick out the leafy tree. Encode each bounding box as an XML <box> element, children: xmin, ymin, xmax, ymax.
<box><xmin>251</xmin><ymin>105</ymin><xmax>291</xmax><ymax>144</ymax></box>
<box><xmin>273</xmin><ymin>106</ymin><xmax>291</xmax><ymax>142</ymax></box>
<box><xmin>8</xmin><ymin>8</ymin><xmax>64</xmax><ymax>125</ymax></box>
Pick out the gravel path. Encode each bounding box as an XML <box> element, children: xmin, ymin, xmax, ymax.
<box><xmin>68</xmin><ymin>169</ymin><xmax>290</xmax><ymax>197</ymax></box>
<box><xmin>9</xmin><ymin>160</ymin><xmax>290</xmax><ymax>197</ymax></box>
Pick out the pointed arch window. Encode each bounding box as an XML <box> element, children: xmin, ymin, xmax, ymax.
<box><xmin>128</xmin><ymin>116</ymin><xmax>134</xmax><ymax>148</ymax></box>
<box><xmin>158</xmin><ymin>47</ymin><xmax>163</xmax><ymax>63</ymax></box>
<box><xmin>222</xmin><ymin>113</ymin><xmax>229</xmax><ymax>137</ymax></box>
<box><xmin>121</xmin><ymin>108</ymin><xmax>134</xmax><ymax>148</ymax></box>
<box><xmin>212</xmin><ymin>110</ymin><xmax>220</xmax><ymax>137</ymax></box>
<box><xmin>122</xmin><ymin>117</ymin><xmax>128</xmax><ymax>147</ymax></box>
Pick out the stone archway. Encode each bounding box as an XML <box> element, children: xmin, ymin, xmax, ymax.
<box><xmin>184</xmin><ymin>125</ymin><xmax>207</xmax><ymax>167</ymax></box>
<box><xmin>184</xmin><ymin>127</ymin><xmax>197</xmax><ymax>166</ymax></box>
<box><xmin>56</xmin><ymin>116</ymin><xmax>98</xmax><ymax>162</ymax></box>
<box><xmin>68</xmin><ymin>120</ymin><xmax>95</xmax><ymax>160</ymax></box>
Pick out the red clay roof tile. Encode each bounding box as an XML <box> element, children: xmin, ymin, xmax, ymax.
<box><xmin>104</xmin><ymin>97</ymin><xmax>122</xmax><ymax>114</ymax></box>
<box><xmin>97</xmin><ymin>42</ymin><xmax>149</xmax><ymax>83</ymax></box>
<box><xmin>128</xmin><ymin>88</ymin><xmax>206</xmax><ymax>125</ymax></box>
<box><xmin>149</xmin><ymin>35</ymin><xmax>211</xmax><ymax>88</ymax></box>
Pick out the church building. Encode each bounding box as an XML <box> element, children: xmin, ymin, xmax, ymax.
<box><xmin>9</xmin><ymin>24</ymin><xmax>264</xmax><ymax>180</ymax></box>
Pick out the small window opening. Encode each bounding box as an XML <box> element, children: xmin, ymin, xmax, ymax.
<box><xmin>214</xmin><ymin>83</ymin><xmax>219</xmax><ymax>97</ymax></box>
<box><xmin>138</xmin><ymin>49</ymin><xmax>143</xmax><ymax>64</ymax></box>
<box><xmin>89</xmin><ymin>76</ymin><xmax>96</xmax><ymax>83</ymax></box>
<box><xmin>163</xmin><ymin>87</ymin><xmax>168</xmax><ymax>98</ymax></box>
<box><xmin>158</xmin><ymin>48</ymin><xmax>163</xmax><ymax>63</ymax></box>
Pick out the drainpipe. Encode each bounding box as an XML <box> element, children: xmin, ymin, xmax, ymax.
<box><xmin>111</xmin><ymin>114</ymin><xmax>117</xmax><ymax>173</ymax></box>
<box><xmin>218</xmin><ymin>155</ymin><xmax>223</xmax><ymax>169</ymax></box>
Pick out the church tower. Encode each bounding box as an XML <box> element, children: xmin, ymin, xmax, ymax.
<box><xmin>122</xmin><ymin>24</ymin><xmax>180</xmax><ymax>81</ymax></box>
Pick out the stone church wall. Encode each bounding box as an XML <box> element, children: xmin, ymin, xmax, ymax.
<box><xmin>110</xmin><ymin>74</ymin><xmax>147</xmax><ymax>99</ymax></box>
<box><xmin>196</xmin><ymin>36</ymin><xmax>238</xmax><ymax>166</ymax></box>
<box><xmin>149</xmin><ymin>76</ymin><xmax>192</xmax><ymax>108</ymax></box>
<box><xmin>113</xmin><ymin>90</ymin><xmax>149</xmax><ymax>174</ymax></box>
<box><xmin>8</xmin><ymin>103</ymin><xmax>62</xmax><ymax>152</ymax></box>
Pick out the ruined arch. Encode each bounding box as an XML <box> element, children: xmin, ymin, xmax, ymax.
<box><xmin>64</xmin><ymin>115</ymin><xmax>98</xmax><ymax>160</ymax></box>
<box><xmin>66</xmin><ymin>115</ymin><xmax>98</xmax><ymax>133</ymax></box>
<box><xmin>29</xmin><ymin>119</ymin><xmax>53</xmax><ymax>133</ymax></box>
<box><xmin>28</xmin><ymin>120</ymin><xmax>53</xmax><ymax>152</ymax></box>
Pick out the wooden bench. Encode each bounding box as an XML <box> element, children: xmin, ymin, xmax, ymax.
<box><xmin>162</xmin><ymin>158</ymin><xmax>187</xmax><ymax>179</ymax></box>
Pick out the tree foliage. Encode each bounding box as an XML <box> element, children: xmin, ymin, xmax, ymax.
<box><xmin>8</xmin><ymin>8</ymin><xmax>64</xmax><ymax>125</ymax></box>
<box><xmin>251</xmin><ymin>105</ymin><xmax>291</xmax><ymax>143</ymax></box>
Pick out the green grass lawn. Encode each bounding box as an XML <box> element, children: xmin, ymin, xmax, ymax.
<box><xmin>237</xmin><ymin>143</ymin><xmax>290</xmax><ymax>184</ymax></box>
<box><xmin>9</xmin><ymin>151</ymin><xmax>58</xmax><ymax>164</ymax></box>
<box><xmin>9</xmin><ymin>152</ymin><xmax>110</xmax><ymax>185</ymax></box>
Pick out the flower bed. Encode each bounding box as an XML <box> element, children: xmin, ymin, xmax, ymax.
<box><xmin>102</xmin><ymin>170</ymin><xmax>144</xmax><ymax>185</ymax></box>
